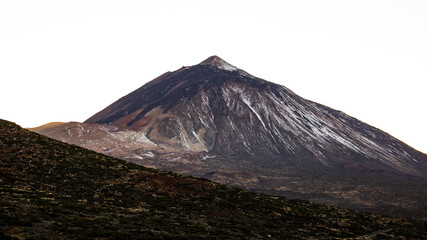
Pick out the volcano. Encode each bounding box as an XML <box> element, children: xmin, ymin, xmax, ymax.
<box><xmin>31</xmin><ymin>56</ymin><xmax>427</xmax><ymax>218</ymax></box>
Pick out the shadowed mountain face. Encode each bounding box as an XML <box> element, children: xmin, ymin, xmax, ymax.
<box><xmin>32</xmin><ymin>56</ymin><xmax>427</xmax><ymax>218</ymax></box>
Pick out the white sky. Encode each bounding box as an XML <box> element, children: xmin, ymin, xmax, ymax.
<box><xmin>1</xmin><ymin>0</ymin><xmax>426</xmax><ymax>153</ymax></box>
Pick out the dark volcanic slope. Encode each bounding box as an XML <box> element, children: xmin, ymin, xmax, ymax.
<box><xmin>3</xmin><ymin>119</ymin><xmax>426</xmax><ymax>239</ymax></box>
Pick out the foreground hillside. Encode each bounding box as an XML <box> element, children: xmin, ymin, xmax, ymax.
<box><xmin>1</xmin><ymin>119</ymin><xmax>426</xmax><ymax>239</ymax></box>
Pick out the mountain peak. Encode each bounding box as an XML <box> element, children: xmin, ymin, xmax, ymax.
<box><xmin>199</xmin><ymin>55</ymin><xmax>238</xmax><ymax>71</ymax></box>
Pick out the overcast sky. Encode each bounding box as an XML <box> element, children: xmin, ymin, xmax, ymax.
<box><xmin>1</xmin><ymin>0</ymin><xmax>426</xmax><ymax>153</ymax></box>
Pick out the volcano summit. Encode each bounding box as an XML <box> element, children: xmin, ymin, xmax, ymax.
<box><xmin>32</xmin><ymin>56</ymin><xmax>427</xmax><ymax>218</ymax></box>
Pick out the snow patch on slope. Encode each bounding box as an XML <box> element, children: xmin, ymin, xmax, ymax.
<box><xmin>241</xmin><ymin>94</ymin><xmax>267</xmax><ymax>129</ymax></box>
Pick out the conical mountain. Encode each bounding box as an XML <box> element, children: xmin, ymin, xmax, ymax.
<box><xmin>85</xmin><ymin>55</ymin><xmax>426</xmax><ymax>176</ymax></box>
<box><xmin>32</xmin><ymin>56</ymin><xmax>427</xmax><ymax>218</ymax></box>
